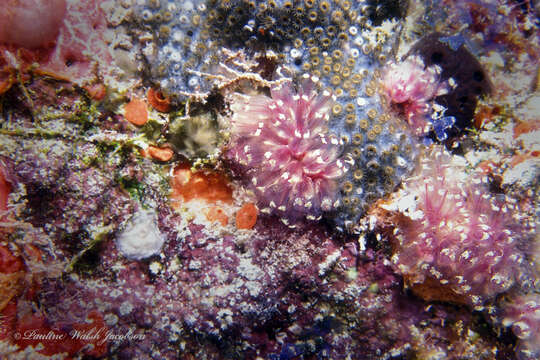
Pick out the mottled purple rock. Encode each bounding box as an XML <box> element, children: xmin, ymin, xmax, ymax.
<box><xmin>35</xmin><ymin>208</ymin><xmax>506</xmax><ymax>359</ymax></box>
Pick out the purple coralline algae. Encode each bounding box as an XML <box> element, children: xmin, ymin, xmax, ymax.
<box><xmin>0</xmin><ymin>0</ymin><xmax>538</xmax><ymax>359</ymax></box>
<box><xmin>226</xmin><ymin>76</ymin><xmax>347</xmax><ymax>224</ymax></box>
<box><xmin>31</xmin><ymin>210</ymin><xmax>506</xmax><ymax>359</ymax></box>
<box><xmin>379</xmin><ymin>146</ymin><xmax>534</xmax><ymax>308</ymax></box>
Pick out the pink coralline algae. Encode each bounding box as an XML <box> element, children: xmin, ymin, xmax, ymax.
<box><xmin>380</xmin><ymin>146</ymin><xmax>531</xmax><ymax>308</ymax></box>
<box><xmin>381</xmin><ymin>55</ymin><xmax>452</xmax><ymax>137</ymax></box>
<box><xmin>502</xmin><ymin>293</ymin><xmax>540</xmax><ymax>360</ymax></box>
<box><xmin>37</xmin><ymin>0</ymin><xmax>113</xmax><ymax>85</ymax></box>
<box><xmin>0</xmin><ymin>0</ymin><xmax>113</xmax><ymax>92</ymax></box>
<box><xmin>0</xmin><ymin>0</ymin><xmax>67</xmax><ymax>48</ymax></box>
<box><xmin>226</xmin><ymin>75</ymin><xmax>348</xmax><ymax>224</ymax></box>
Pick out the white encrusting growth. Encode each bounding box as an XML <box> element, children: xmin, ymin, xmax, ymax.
<box><xmin>117</xmin><ymin>209</ymin><xmax>165</xmax><ymax>260</ymax></box>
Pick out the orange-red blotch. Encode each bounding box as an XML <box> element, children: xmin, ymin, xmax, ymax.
<box><xmin>477</xmin><ymin>160</ymin><xmax>497</xmax><ymax>175</ymax></box>
<box><xmin>84</xmin><ymin>83</ymin><xmax>107</xmax><ymax>101</ymax></box>
<box><xmin>0</xmin><ymin>300</ymin><xmax>17</xmax><ymax>340</ymax></box>
<box><xmin>513</xmin><ymin>119</ymin><xmax>540</xmax><ymax>139</ymax></box>
<box><xmin>147</xmin><ymin>87</ymin><xmax>172</xmax><ymax>112</ymax></box>
<box><xmin>0</xmin><ymin>67</ymin><xmax>15</xmax><ymax>94</ymax></box>
<box><xmin>510</xmin><ymin>151</ymin><xmax>540</xmax><ymax>167</ymax></box>
<box><xmin>170</xmin><ymin>164</ymin><xmax>233</xmax><ymax>206</ymax></box>
<box><xmin>0</xmin><ymin>245</ymin><xmax>25</xmax><ymax>311</ymax></box>
<box><xmin>236</xmin><ymin>202</ymin><xmax>258</xmax><ymax>230</ymax></box>
<box><xmin>14</xmin><ymin>310</ymin><xmax>108</xmax><ymax>357</ymax></box>
<box><xmin>71</xmin><ymin>310</ymin><xmax>109</xmax><ymax>357</ymax></box>
<box><xmin>205</xmin><ymin>206</ymin><xmax>229</xmax><ymax>226</ymax></box>
<box><xmin>0</xmin><ymin>245</ymin><xmax>23</xmax><ymax>274</ymax></box>
<box><xmin>124</xmin><ymin>98</ymin><xmax>148</xmax><ymax>126</ymax></box>
<box><xmin>473</xmin><ymin>104</ymin><xmax>501</xmax><ymax>129</ymax></box>
<box><xmin>145</xmin><ymin>145</ymin><xmax>174</xmax><ymax>162</ymax></box>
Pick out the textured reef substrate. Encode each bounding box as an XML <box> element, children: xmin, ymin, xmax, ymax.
<box><xmin>0</xmin><ymin>0</ymin><xmax>539</xmax><ymax>359</ymax></box>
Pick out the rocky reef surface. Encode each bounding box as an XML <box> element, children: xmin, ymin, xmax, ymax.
<box><xmin>0</xmin><ymin>0</ymin><xmax>539</xmax><ymax>359</ymax></box>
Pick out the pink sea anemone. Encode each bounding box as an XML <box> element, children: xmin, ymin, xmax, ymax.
<box><xmin>383</xmin><ymin>146</ymin><xmax>530</xmax><ymax>308</ymax></box>
<box><xmin>226</xmin><ymin>75</ymin><xmax>348</xmax><ymax>224</ymax></box>
<box><xmin>381</xmin><ymin>56</ymin><xmax>451</xmax><ymax>136</ymax></box>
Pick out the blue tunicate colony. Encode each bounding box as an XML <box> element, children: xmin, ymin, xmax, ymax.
<box><xmin>133</xmin><ymin>0</ymin><xmax>419</xmax><ymax>232</ymax></box>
